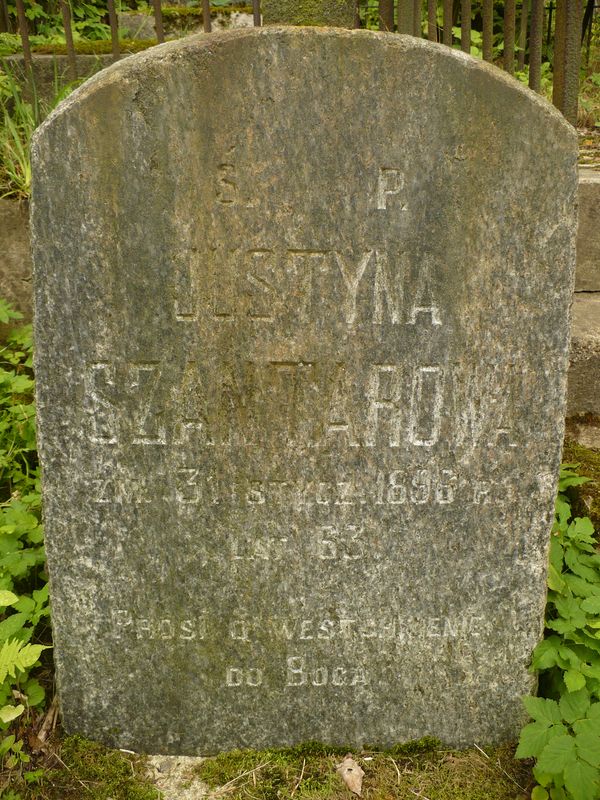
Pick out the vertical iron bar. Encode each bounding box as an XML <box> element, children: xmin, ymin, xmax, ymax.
<box><xmin>517</xmin><ymin>0</ymin><xmax>528</xmax><ymax>70</ymax></box>
<box><xmin>0</xmin><ymin>0</ymin><xmax>10</xmax><ymax>33</ymax></box>
<box><xmin>413</xmin><ymin>0</ymin><xmax>420</xmax><ymax>36</ymax></box>
<box><xmin>397</xmin><ymin>0</ymin><xmax>413</xmax><ymax>33</ymax></box>
<box><xmin>427</xmin><ymin>0</ymin><xmax>437</xmax><ymax>40</ymax></box>
<box><xmin>443</xmin><ymin>0</ymin><xmax>452</xmax><ymax>44</ymax></box>
<box><xmin>546</xmin><ymin>1</ymin><xmax>554</xmax><ymax>51</ymax></box>
<box><xmin>106</xmin><ymin>0</ymin><xmax>120</xmax><ymax>61</ymax></box>
<box><xmin>253</xmin><ymin>0</ymin><xmax>261</xmax><ymax>26</ymax></box>
<box><xmin>152</xmin><ymin>0</ymin><xmax>164</xmax><ymax>43</ymax></box>
<box><xmin>503</xmin><ymin>0</ymin><xmax>516</xmax><ymax>73</ymax></box>
<box><xmin>585</xmin><ymin>5</ymin><xmax>592</xmax><ymax>67</ymax></box>
<box><xmin>60</xmin><ymin>0</ymin><xmax>77</xmax><ymax>80</ymax></box>
<box><xmin>482</xmin><ymin>0</ymin><xmax>493</xmax><ymax>60</ymax></box>
<box><xmin>203</xmin><ymin>0</ymin><xmax>211</xmax><ymax>32</ymax></box>
<box><xmin>528</xmin><ymin>0</ymin><xmax>543</xmax><ymax>91</ymax></box>
<box><xmin>552</xmin><ymin>0</ymin><xmax>566</xmax><ymax>110</ymax></box>
<box><xmin>14</xmin><ymin>0</ymin><xmax>32</xmax><ymax>77</ymax></box>
<box><xmin>460</xmin><ymin>0</ymin><xmax>470</xmax><ymax>52</ymax></box>
<box><xmin>379</xmin><ymin>0</ymin><xmax>394</xmax><ymax>31</ymax></box>
<box><xmin>558</xmin><ymin>0</ymin><xmax>583</xmax><ymax>124</ymax></box>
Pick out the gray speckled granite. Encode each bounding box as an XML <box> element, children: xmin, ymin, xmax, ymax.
<box><xmin>31</xmin><ymin>27</ymin><xmax>578</xmax><ymax>754</ymax></box>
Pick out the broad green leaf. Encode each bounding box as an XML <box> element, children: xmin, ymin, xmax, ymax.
<box><xmin>555</xmin><ymin>497</ymin><xmax>572</xmax><ymax>528</ymax></box>
<box><xmin>537</xmin><ymin>735</ymin><xmax>577</xmax><ymax>774</ymax></box>
<box><xmin>555</xmin><ymin>597</ymin><xmax>588</xmax><ymax>626</ymax></box>
<box><xmin>560</xmin><ymin>689</ymin><xmax>590</xmax><ymax>723</ymax></box>
<box><xmin>13</xmin><ymin>596</ymin><xmax>35</xmax><ymax>614</ymax></box>
<box><xmin>576</xmin><ymin>733</ymin><xmax>600</xmax><ymax>767</ymax></box>
<box><xmin>560</xmin><ymin>475</ymin><xmax>592</xmax><ymax>490</ymax></box>
<box><xmin>531</xmin><ymin>787</ymin><xmax>549</xmax><ymax>800</ymax></box>
<box><xmin>587</xmin><ymin>703</ymin><xmax>600</xmax><ymax>719</ymax></box>
<box><xmin>574</xmin><ymin>719</ymin><xmax>598</xmax><ymax>737</ymax></box>
<box><xmin>550</xmin><ymin>537</ymin><xmax>565</xmax><ymax>573</ymax></box>
<box><xmin>563</xmin><ymin>759</ymin><xmax>599</xmax><ymax>800</ymax></box>
<box><xmin>0</xmin><ymin>703</ymin><xmax>23</xmax><ymax>723</ymax></box>
<box><xmin>534</xmin><ymin>766</ymin><xmax>553</xmax><ymax>787</ymax></box>
<box><xmin>570</xmin><ymin>517</ymin><xmax>597</xmax><ymax>544</ymax></box>
<box><xmin>566</xmin><ymin>549</ymin><xmax>599</xmax><ymax>584</ymax></box>
<box><xmin>516</xmin><ymin>721</ymin><xmax>554</xmax><ymax>758</ymax></box>
<box><xmin>24</xmin><ymin>678</ymin><xmax>44</xmax><ymax>707</ymax></box>
<box><xmin>548</xmin><ymin>565</ymin><xmax>567</xmax><ymax>593</ymax></box>
<box><xmin>532</xmin><ymin>638</ymin><xmax>561</xmax><ymax>670</ymax></box>
<box><xmin>550</xmin><ymin>783</ymin><xmax>568</xmax><ymax>799</ymax></box>
<box><xmin>565</xmin><ymin>574</ymin><xmax>600</xmax><ymax>598</ymax></box>
<box><xmin>0</xmin><ymin>591</ymin><xmax>18</xmax><ymax>607</ymax></box>
<box><xmin>0</xmin><ymin>612</ymin><xmax>28</xmax><ymax>642</ymax></box>
<box><xmin>523</xmin><ymin>696</ymin><xmax>563</xmax><ymax>725</ymax></box>
<box><xmin>547</xmin><ymin>618</ymin><xmax>577</xmax><ymax>635</ymax></box>
<box><xmin>565</xmin><ymin>670</ymin><xmax>588</xmax><ymax>693</ymax></box>
<box><xmin>582</xmin><ymin>597</ymin><xmax>600</xmax><ymax>614</ymax></box>
<box><xmin>558</xmin><ymin>646</ymin><xmax>582</xmax><ymax>669</ymax></box>
<box><xmin>0</xmin><ymin>735</ymin><xmax>15</xmax><ymax>756</ymax></box>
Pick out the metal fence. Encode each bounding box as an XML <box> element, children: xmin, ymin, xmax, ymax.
<box><xmin>3</xmin><ymin>0</ymin><xmax>595</xmax><ymax>125</ymax></box>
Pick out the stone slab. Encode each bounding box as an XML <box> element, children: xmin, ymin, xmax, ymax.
<box><xmin>0</xmin><ymin>199</ymin><xmax>32</xmax><ymax>327</ymax></box>
<box><xmin>31</xmin><ymin>28</ymin><xmax>577</xmax><ymax>754</ymax></box>
<box><xmin>575</xmin><ymin>168</ymin><xmax>600</xmax><ymax>292</ymax></box>
<box><xmin>567</xmin><ymin>294</ymin><xmax>600</xmax><ymax>417</ymax></box>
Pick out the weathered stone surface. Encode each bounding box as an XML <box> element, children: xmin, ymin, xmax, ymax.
<box><xmin>262</xmin><ymin>0</ymin><xmax>354</xmax><ymax>26</ymax></box>
<box><xmin>0</xmin><ymin>199</ymin><xmax>32</xmax><ymax>326</ymax></box>
<box><xmin>575</xmin><ymin>168</ymin><xmax>600</xmax><ymax>292</ymax></box>
<box><xmin>31</xmin><ymin>28</ymin><xmax>577</xmax><ymax>754</ymax></box>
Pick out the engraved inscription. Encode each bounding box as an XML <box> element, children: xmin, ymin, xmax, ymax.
<box><xmin>113</xmin><ymin>610</ymin><xmax>204</xmax><ymax>640</ymax></box>
<box><xmin>286</xmin><ymin>657</ymin><xmax>368</xmax><ymax>687</ymax></box>
<box><xmin>215</xmin><ymin>147</ymin><xmax>238</xmax><ymax>205</ymax></box>
<box><xmin>85</xmin><ymin>362</ymin><xmax>117</xmax><ymax>444</ymax></box>
<box><xmin>174</xmin><ymin>247</ymin><xmax>442</xmax><ymax>328</ymax></box>
<box><xmin>375</xmin><ymin>167</ymin><xmax>407</xmax><ymax>211</ymax></box>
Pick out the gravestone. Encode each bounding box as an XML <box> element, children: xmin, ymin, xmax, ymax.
<box><xmin>31</xmin><ymin>27</ymin><xmax>577</xmax><ymax>754</ymax></box>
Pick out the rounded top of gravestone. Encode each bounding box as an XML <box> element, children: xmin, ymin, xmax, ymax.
<box><xmin>33</xmin><ymin>26</ymin><xmax>575</xmax><ymax>154</ymax></box>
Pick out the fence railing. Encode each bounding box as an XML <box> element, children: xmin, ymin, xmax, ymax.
<box><xmin>2</xmin><ymin>0</ymin><xmax>595</xmax><ymax>126</ymax></box>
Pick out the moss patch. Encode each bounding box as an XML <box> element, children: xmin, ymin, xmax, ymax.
<box><xmin>5</xmin><ymin>735</ymin><xmax>159</xmax><ymax>800</ymax></box>
<box><xmin>197</xmin><ymin>740</ymin><xmax>532</xmax><ymax>799</ymax></box>
<box><xmin>563</xmin><ymin>431</ymin><xmax>600</xmax><ymax>530</ymax></box>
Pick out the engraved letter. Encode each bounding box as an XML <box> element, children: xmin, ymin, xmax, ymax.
<box><xmin>408</xmin><ymin>366</ymin><xmax>443</xmax><ymax>447</ymax></box>
<box><xmin>335</xmin><ymin>251</ymin><xmax>373</xmax><ymax>325</ymax></box>
<box><xmin>130</xmin><ymin>362</ymin><xmax>166</xmax><ymax>445</ymax></box>
<box><xmin>373</xmin><ymin>250</ymin><xmax>402</xmax><ymax>325</ymax></box>
<box><xmin>85</xmin><ymin>362</ymin><xmax>117</xmax><ymax>444</ymax></box>
<box><xmin>226</xmin><ymin>667</ymin><xmax>243</xmax><ymax>687</ymax></box>
<box><xmin>286</xmin><ymin>657</ymin><xmax>307</xmax><ymax>687</ymax></box>
<box><xmin>407</xmin><ymin>261</ymin><xmax>442</xmax><ymax>326</ymax></box>
<box><xmin>376</xmin><ymin>167</ymin><xmax>405</xmax><ymax>210</ymax></box>
<box><xmin>366</xmin><ymin>365</ymin><xmax>402</xmax><ymax>447</ymax></box>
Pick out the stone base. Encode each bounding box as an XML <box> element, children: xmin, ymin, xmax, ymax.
<box><xmin>568</xmin><ymin>294</ymin><xmax>600</xmax><ymax>417</ymax></box>
<box><xmin>576</xmin><ymin>169</ymin><xmax>600</xmax><ymax>291</ymax></box>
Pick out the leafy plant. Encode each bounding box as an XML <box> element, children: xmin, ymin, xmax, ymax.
<box><xmin>0</xmin><ymin>302</ymin><xmax>50</xmax><ymax>754</ymax></box>
<box><xmin>518</xmin><ymin>464</ymin><xmax>600</xmax><ymax>800</ymax></box>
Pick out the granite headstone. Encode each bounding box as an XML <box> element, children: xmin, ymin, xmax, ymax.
<box><xmin>31</xmin><ymin>28</ymin><xmax>578</xmax><ymax>753</ymax></box>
